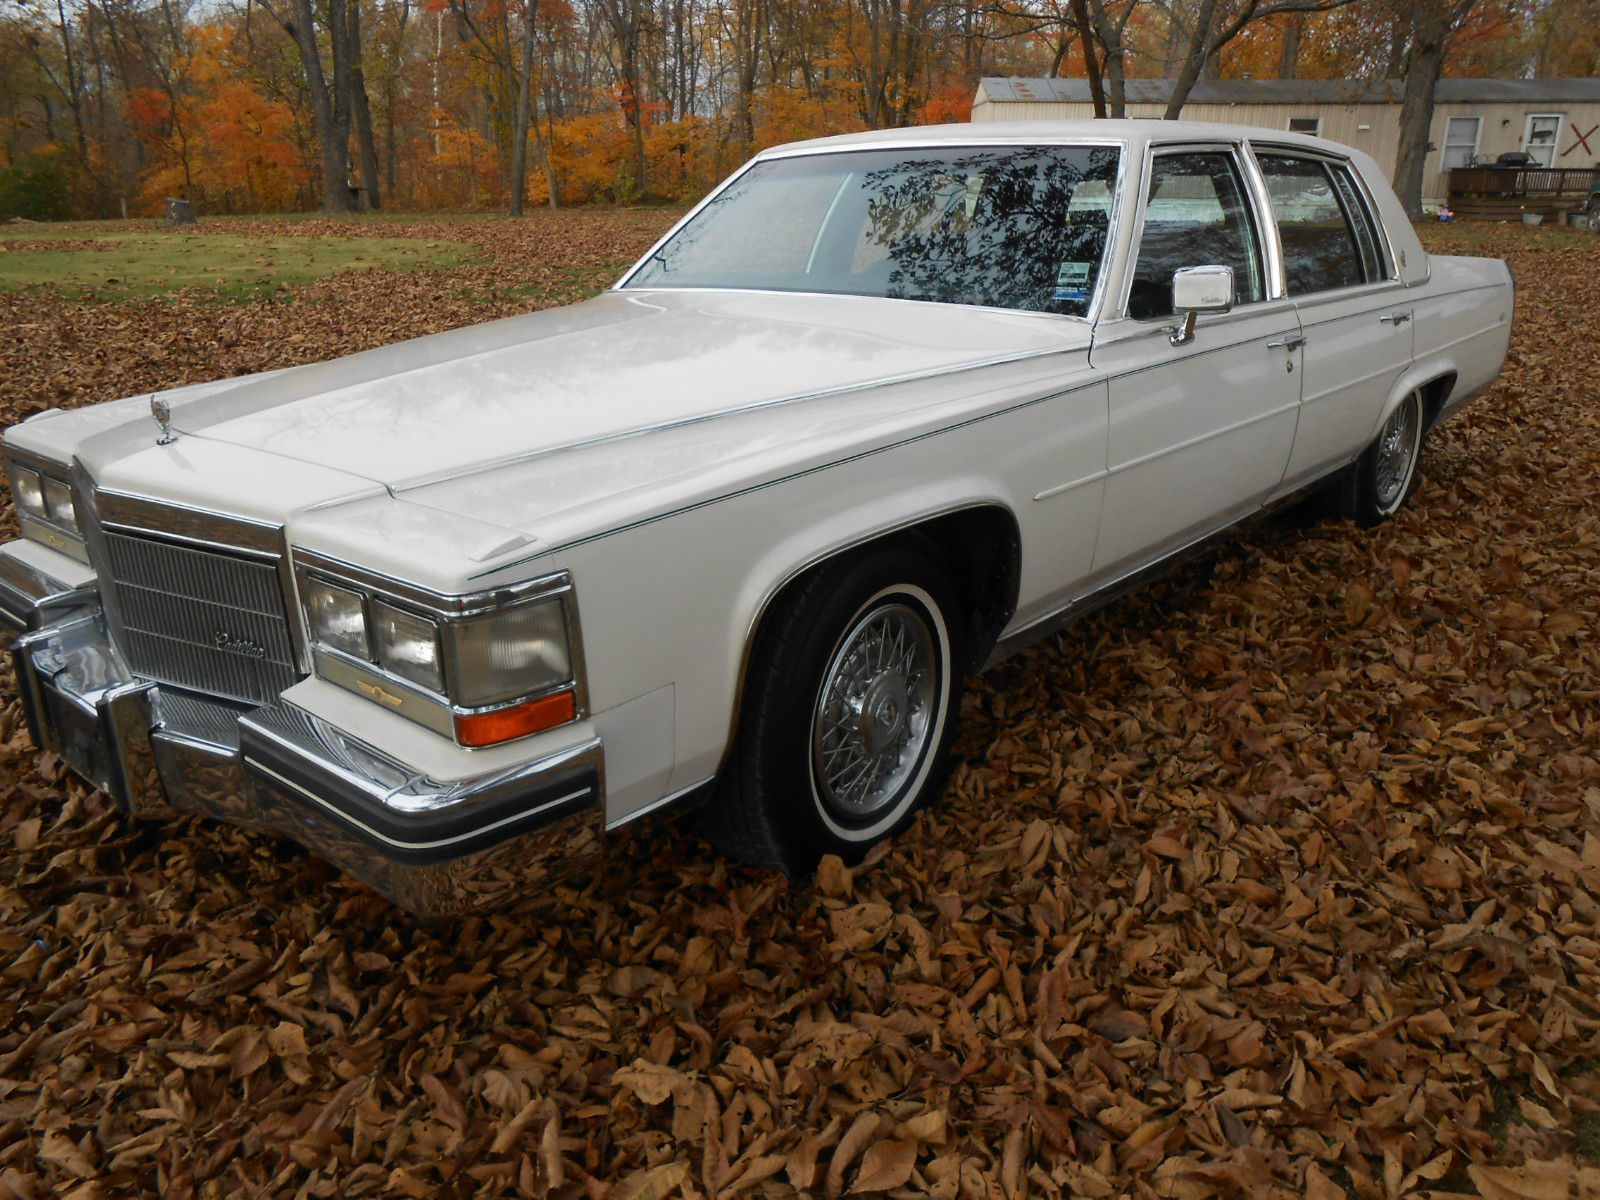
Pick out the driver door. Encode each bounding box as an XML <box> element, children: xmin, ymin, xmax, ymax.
<box><xmin>1089</xmin><ymin>146</ymin><xmax>1302</xmax><ymax>577</ymax></box>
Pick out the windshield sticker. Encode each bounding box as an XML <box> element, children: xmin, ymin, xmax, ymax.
<box><xmin>1054</xmin><ymin>261</ymin><xmax>1092</xmax><ymax>301</ymax></box>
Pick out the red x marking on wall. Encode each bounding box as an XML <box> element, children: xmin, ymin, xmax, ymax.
<box><xmin>1564</xmin><ymin>123</ymin><xmax>1598</xmax><ymax>158</ymax></box>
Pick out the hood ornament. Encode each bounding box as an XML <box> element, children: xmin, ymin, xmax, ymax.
<box><xmin>151</xmin><ymin>396</ymin><xmax>177</xmax><ymax>446</ymax></box>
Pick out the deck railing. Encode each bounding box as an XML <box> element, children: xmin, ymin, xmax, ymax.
<box><xmin>1448</xmin><ymin>166</ymin><xmax>1600</xmax><ymax>199</ymax></box>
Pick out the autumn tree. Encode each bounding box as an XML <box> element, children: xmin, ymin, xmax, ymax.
<box><xmin>43</xmin><ymin>0</ymin><xmax>91</xmax><ymax>165</ymax></box>
<box><xmin>589</xmin><ymin>0</ymin><xmax>649</xmax><ymax>195</ymax></box>
<box><xmin>845</xmin><ymin>0</ymin><xmax>930</xmax><ymax>127</ymax></box>
<box><xmin>360</xmin><ymin>0</ymin><xmax>412</xmax><ymax>198</ymax></box>
<box><xmin>0</xmin><ymin>6</ymin><xmax>61</xmax><ymax>153</ymax></box>
<box><xmin>4</xmin><ymin>0</ymin><xmax>93</xmax><ymax>181</ymax></box>
<box><xmin>1518</xmin><ymin>0</ymin><xmax>1600</xmax><ymax>76</ymax></box>
<box><xmin>95</xmin><ymin>0</ymin><xmax>202</xmax><ymax>199</ymax></box>
<box><xmin>7</xmin><ymin>0</ymin><xmax>1582</xmax><ymax>218</ymax></box>
<box><xmin>714</xmin><ymin>0</ymin><xmax>762</xmax><ymax>143</ymax></box>
<box><xmin>1391</xmin><ymin>0</ymin><xmax>1477</xmax><ymax>216</ymax></box>
<box><xmin>1153</xmin><ymin>0</ymin><xmax>1361</xmax><ymax>117</ymax></box>
<box><xmin>252</xmin><ymin>0</ymin><xmax>379</xmax><ymax>210</ymax></box>
<box><xmin>445</xmin><ymin>0</ymin><xmax>564</xmax><ymax>213</ymax></box>
<box><xmin>980</xmin><ymin>0</ymin><xmax>1144</xmax><ymax>117</ymax></box>
<box><xmin>1079</xmin><ymin>0</ymin><xmax>1137</xmax><ymax>115</ymax></box>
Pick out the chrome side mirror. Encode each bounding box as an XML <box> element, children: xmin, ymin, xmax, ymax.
<box><xmin>1167</xmin><ymin>265</ymin><xmax>1234</xmax><ymax>346</ymax></box>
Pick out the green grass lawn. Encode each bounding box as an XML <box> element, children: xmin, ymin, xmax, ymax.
<box><xmin>0</xmin><ymin>229</ymin><xmax>480</xmax><ymax>301</ymax></box>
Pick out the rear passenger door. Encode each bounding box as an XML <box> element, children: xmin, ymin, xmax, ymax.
<box><xmin>1090</xmin><ymin>146</ymin><xmax>1303</xmax><ymax>578</ymax></box>
<box><xmin>1250</xmin><ymin>148</ymin><xmax>1414</xmax><ymax>493</ymax></box>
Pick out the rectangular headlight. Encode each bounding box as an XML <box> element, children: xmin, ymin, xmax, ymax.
<box><xmin>294</xmin><ymin>551</ymin><xmax>582</xmax><ymax>745</ymax></box>
<box><xmin>42</xmin><ymin>476</ymin><xmax>77</xmax><ymax>527</ymax></box>
<box><xmin>5</xmin><ymin>454</ymin><xmax>87</xmax><ymax>562</ymax></box>
<box><xmin>304</xmin><ymin>578</ymin><xmax>371</xmax><ymax>660</ymax></box>
<box><xmin>447</xmin><ymin>596</ymin><xmax>571</xmax><ymax>709</ymax></box>
<box><xmin>372</xmin><ymin>600</ymin><xmax>444</xmax><ymax>694</ymax></box>
<box><xmin>11</xmin><ymin>466</ymin><xmax>44</xmax><ymax>517</ymax></box>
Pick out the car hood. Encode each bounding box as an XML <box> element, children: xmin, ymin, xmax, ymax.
<box><xmin>164</xmin><ymin>289</ymin><xmax>1085</xmax><ymax>489</ymax></box>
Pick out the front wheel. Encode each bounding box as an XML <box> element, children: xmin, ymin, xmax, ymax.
<box><xmin>707</xmin><ymin>540</ymin><xmax>964</xmax><ymax>876</ymax></box>
<box><xmin>1345</xmin><ymin>388</ymin><xmax>1425</xmax><ymax>527</ymax></box>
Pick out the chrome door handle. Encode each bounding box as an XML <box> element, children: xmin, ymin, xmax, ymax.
<box><xmin>1266</xmin><ymin>335</ymin><xmax>1307</xmax><ymax>350</ymax></box>
<box><xmin>1379</xmin><ymin>311</ymin><xmax>1412</xmax><ymax>325</ymax></box>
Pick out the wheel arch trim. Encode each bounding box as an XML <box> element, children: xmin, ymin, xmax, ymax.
<box><xmin>1372</xmin><ymin>366</ymin><xmax>1457</xmax><ymax>443</ymax></box>
<box><xmin>715</xmin><ymin>497</ymin><xmax>1023</xmax><ymax>779</ymax></box>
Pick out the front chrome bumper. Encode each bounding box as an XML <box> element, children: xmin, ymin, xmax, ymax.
<box><xmin>1</xmin><ymin>541</ymin><xmax>606</xmax><ymax>916</ymax></box>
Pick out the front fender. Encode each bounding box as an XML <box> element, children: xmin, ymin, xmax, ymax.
<box><xmin>720</xmin><ymin>487</ymin><xmax>1021</xmax><ymax>758</ymax></box>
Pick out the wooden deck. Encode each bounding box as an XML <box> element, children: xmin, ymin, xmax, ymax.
<box><xmin>1447</xmin><ymin>166</ymin><xmax>1599</xmax><ymax>221</ymax></box>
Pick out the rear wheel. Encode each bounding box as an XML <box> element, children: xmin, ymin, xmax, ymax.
<box><xmin>1345</xmin><ymin>387</ymin><xmax>1425</xmax><ymax>527</ymax></box>
<box><xmin>707</xmin><ymin>540</ymin><xmax>964</xmax><ymax>875</ymax></box>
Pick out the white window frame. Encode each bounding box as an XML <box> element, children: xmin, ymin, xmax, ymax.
<box><xmin>1286</xmin><ymin>116</ymin><xmax>1322</xmax><ymax>136</ymax></box>
<box><xmin>1523</xmin><ymin>113</ymin><xmax>1565</xmax><ymax>167</ymax></box>
<box><xmin>1441</xmin><ymin>116</ymin><xmax>1482</xmax><ymax>171</ymax></box>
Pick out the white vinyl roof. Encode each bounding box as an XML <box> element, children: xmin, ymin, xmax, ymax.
<box><xmin>761</xmin><ymin>119</ymin><xmax>1342</xmax><ymax>158</ymax></box>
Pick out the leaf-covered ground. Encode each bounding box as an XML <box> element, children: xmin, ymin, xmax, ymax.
<box><xmin>0</xmin><ymin>227</ymin><xmax>482</xmax><ymax>302</ymax></box>
<box><xmin>1</xmin><ymin>215</ymin><xmax>1597</xmax><ymax>1200</ymax></box>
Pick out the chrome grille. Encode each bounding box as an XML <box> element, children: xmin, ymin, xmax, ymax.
<box><xmin>102</xmin><ymin>529</ymin><xmax>299</xmax><ymax>705</ymax></box>
<box><xmin>154</xmin><ymin>690</ymin><xmax>247</xmax><ymax>751</ymax></box>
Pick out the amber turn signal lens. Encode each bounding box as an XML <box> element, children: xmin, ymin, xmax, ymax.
<box><xmin>454</xmin><ymin>689</ymin><xmax>576</xmax><ymax>747</ymax></box>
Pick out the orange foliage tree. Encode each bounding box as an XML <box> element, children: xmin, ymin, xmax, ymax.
<box><xmin>4</xmin><ymin>0</ymin><xmax>1585</xmax><ymax>217</ymax></box>
<box><xmin>126</xmin><ymin>22</ymin><xmax>307</xmax><ymax>213</ymax></box>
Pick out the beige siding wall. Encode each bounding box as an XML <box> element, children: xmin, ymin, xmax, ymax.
<box><xmin>970</xmin><ymin>94</ymin><xmax>1600</xmax><ymax>205</ymax></box>
<box><xmin>1427</xmin><ymin>101</ymin><xmax>1600</xmax><ymax>198</ymax></box>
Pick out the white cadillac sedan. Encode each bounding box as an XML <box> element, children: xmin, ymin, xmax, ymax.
<box><xmin>0</xmin><ymin>121</ymin><xmax>1512</xmax><ymax>913</ymax></box>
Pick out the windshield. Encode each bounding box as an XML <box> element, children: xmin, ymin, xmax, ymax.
<box><xmin>624</xmin><ymin>145</ymin><xmax>1122</xmax><ymax>318</ymax></box>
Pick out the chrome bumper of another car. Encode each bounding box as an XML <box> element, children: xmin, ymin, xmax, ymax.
<box><xmin>0</xmin><ymin>542</ymin><xmax>606</xmax><ymax>916</ymax></box>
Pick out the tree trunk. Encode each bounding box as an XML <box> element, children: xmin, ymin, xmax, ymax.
<box><xmin>543</xmin><ymin>93</ymin><xmax>560</xmax><ymax>208</ymax></box>
<box><xmin>384</xmin><ymin>91</ymin><xmax>398</xmax><ymax>198</ymax></box>
<box><xmin>892</xmin><ymin>0</ymin><xmax>925</xmax><ymax>127</ymax></box>
<box><xmin>286</xmin><ymin>0</ymin><xmax>353</xmax><ymax>211</ymax></box>
<box><xmin>382</xmin><ymin>0</ymin><xmax>409</xmax><ymax>200</ymax></box>
<box><xmin>348</xmin><ymin>0</ymin><xmax>381</xmax><ymax>209</ymax></box>
<box><xmin>507</xmin><ymin>0</ymin><xmax>537</xmax><ymax>215</ymax></box>
<box><xmin>328</xmin><ymin>0</ymin><xmax>355</xmax><ymax>209</ymax></box>
<box><xmin>612</xmin><ymin>44</ymin><xmax>648</xmax><ymax>195</ymax></box>
<box><xmin>1071</xmin><ymin>0</ymin><xmax>1106</xmax><ymax>116</ymax></box>
<box><xmin>1103</xmin><ymin>52</ymin><xmax>1126</xmax><ymax>118</ymax></box>
<box><xmin>1085</xmin><ymin>0</ymin><xmax>1128</xmax><ymax>118</ymax></box>
<box><xmin>597</xmin><ymin>0</ymin><xmax>649</xmax><ymax>197</ymax></box>
<box><xmin>672</xmin><ymin>0</ymin><xmax>687</xmax><ymax>117</ymax></box>
<box><xmin>733</xmin><ymin>0</ymin><xmax>759</xmax><ymax>147</ymax></box>
<box><xmin>1277</xmin><ymin>11</ymin><xmax>1303</xmax><ymax>77</ymax></box>
<box><xmin>53</xmin><ymin>0</ymin><xmax>90</xmax><ymax>164</ymax></box>
<box><xmin>153</xmin><ymin>0</ymin><xmax>196</xmax><ymax>202</ymax></box>
<box><xmin>1162</xmin><ymin>0</ymin><xmax>1219</xmax><ymax>119</ymax></box>
<box><xmin>1392</xmin><ymin>5</ymin><xmax>1461</xmax><ymax>218</ymax></box>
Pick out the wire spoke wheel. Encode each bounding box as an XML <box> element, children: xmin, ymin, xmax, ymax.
<box><xmin>1374</xmin><ymin>392</ymin><xmax>1422</xmax><ymax>513</ymax></box>
<box><xmin>707</xmin><ymin>541</ymin><xmax>962</xmax><ymax>875</ymax></box>
<box><xmin>810</xmin><ymin>601</ymin><xmax>938</xmax><ymax>825</ymax></box>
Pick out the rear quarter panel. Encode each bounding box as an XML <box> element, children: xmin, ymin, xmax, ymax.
<box><xmin>1407</xmin><ymin>254</ymin><xmax>1514</xmax><ymax>427</ymax></box>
